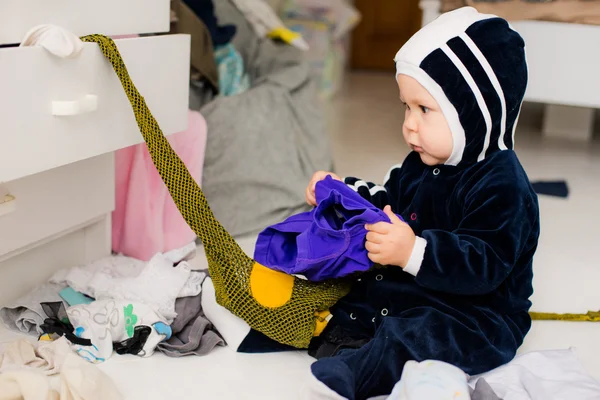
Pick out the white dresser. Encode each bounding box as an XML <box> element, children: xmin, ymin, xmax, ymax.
<box><xmin>0</xmin><ymin>1</ymin><xmax>190</xmax><ymax>306</ymax></box>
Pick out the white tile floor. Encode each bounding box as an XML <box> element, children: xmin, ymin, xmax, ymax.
<box><xmin>326</xmin><ymin>71</ymin><xmax>600</xmax><ymax>377</ymax></box>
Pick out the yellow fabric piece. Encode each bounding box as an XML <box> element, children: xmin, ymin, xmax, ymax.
<box><xmin>250</xmin><ymin>263</ymin><xmax>294</xmax><ymax>308</ymax></box>
<box><xmin>313</xmin><ymin>310</ymin><xmax>331</xmax><ymax>337</ymax></box>
<box><xmin>267</xmin><ymin>26</ymin><xmax>300</xmax><ymax>44</ymax></box>
<box><xmin>82</xmin><ymin>34</ymin><xmax>351</xmax><ymax>348</ymax></box>
<box><xmin>530</xmin><ymin>310</ymin><xmax>600</xmax><ymax>322</ymax></box>
<box><xmin>39</xmin><ymin>334</ymin><xmax>54</xmax><ymax>342</ymax></box>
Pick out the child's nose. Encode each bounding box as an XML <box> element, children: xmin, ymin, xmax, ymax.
<box><xmin>404</xmin><ymin>113</ymin><xmax>418</xmax><ymax>133</ymax></box>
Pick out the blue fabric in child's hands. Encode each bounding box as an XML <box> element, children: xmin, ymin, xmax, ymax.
<box><xmin>254</xmin><ymin>175</ymin><xmax>404</xmax><ymax>281</ymax></box>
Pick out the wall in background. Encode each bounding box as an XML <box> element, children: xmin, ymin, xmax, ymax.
<box><xmin>351</xmin><ymin>0</ymin><xmax>422</xmax><ymax>71</ymax></box>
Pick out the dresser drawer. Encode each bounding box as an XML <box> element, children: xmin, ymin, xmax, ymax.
<box><xmin>0</xmin><ymin>34</ymin><xmax>190</xmax><ymax>183</ymax></box>
<box><xmin>0</xmin><ymin>154</ymin><xmax>114</xmax><ymax>258</ymax></box>
<box><xmin>0</xmin><ymin>0</ymin><xmax>170</xmax><ymax>46</ymax></box>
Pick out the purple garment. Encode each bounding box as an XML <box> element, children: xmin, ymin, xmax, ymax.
<box><xmin>254</xmin><ymin>176</ymin><xmax>404</xmax><ymax>281</ymax></box>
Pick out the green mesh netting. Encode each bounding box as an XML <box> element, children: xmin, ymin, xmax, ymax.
<box><xmin>82</xmin><ymin>35</ymin><xmax>351</xmax><ymax>348</ymax></box>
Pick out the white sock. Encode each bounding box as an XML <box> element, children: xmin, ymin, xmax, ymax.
<box><xmin>19</xmin><ymin>24</ymin><xmax>83</xmax><ymax>58</ymax></box>
<box><xmin>67</xmin><ymin>300</ymin><xmax>167</xmax><ymax>363</ymax></box>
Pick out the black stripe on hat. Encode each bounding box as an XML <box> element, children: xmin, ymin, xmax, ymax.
<box><xmin>466</xmin><ymin>18</ymin><xmax>528</xmax><ymax>150</ymax></box>
<box><xmin>420</xmin><ymin>48</ymin><xmax>486</xmax><ymax>166</ymax></box>
<box><xmin>447</xmin><ymin>36</ymin><xmax>503</xmax><ymax>159</ymax></box>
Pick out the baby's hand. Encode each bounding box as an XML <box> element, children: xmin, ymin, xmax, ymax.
<box><xmin>305</xmin><ymin>171</ymin><xmax>342</xmax><ymax>206</ymax></box>
<box><xmin>365</xmin><ymin>206</ymin><xmax>416</xmax><ymax>268</ymax></box>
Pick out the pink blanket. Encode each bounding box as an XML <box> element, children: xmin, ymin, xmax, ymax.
<box><xmin>112</xmin><ymin>110</ymin><xmax>207</xmax><ymax>261</ymax></box>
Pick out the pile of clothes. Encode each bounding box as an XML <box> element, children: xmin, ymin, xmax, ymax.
<box><xmin>0</xmin><ymin>243</ymin><xmax>224</xmax><ymax>365</ymax></box>
<box><xmin>185</xmin><ymin>0</ymin><xmax>334</xmax><ymax>238</ymax></box>
<box><xmin>0</xmin><ymin>338</ymin><xmax>122</xmax><ymax>399</ymax></box>
<box><xmin>172</xmin><ymin>0</ymin><xmax>308</xmax><ymax>99</ymax></box>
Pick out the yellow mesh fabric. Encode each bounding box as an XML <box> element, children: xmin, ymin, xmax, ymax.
<box><xmin>530</xmin><ymin>311</ymin><xmax>600</xmax><ymax>322</ymax></box>
<box><xmin>82</xmin><ymin>35</ymin><xmax>351</xmax><ymax>348</ymax></box>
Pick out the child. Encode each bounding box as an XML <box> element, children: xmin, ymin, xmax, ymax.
<box><xmin>305</xmin><ymin>7</ymin><xmax>540</xmax><ymax>400</ymax></box>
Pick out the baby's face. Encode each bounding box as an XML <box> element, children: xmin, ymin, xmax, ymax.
<box><xmin>397</xmin><ymin>74</ymin><xmax>453</xmax><ymax>166</ymax></box>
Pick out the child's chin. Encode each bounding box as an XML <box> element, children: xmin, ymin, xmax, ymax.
<box><xmin>419</xmin><ymin>153</ymin><xmax>439</xmax><ymax>166</ymax></box>
<box><xmin>419</xmin><ymin>153</ymin><xmax>446</xmax><ymax>167</ymax></box>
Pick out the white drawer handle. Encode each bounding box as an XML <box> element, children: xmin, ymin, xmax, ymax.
<box><xmin>0</xmin><ymin>194</ymin><xmax>16</xmax><ymax>218</ymax></box>
<box><xmin>52</xmin><ymin>94</ymin><xmax>98</xmax><ymax>116</ymax></box>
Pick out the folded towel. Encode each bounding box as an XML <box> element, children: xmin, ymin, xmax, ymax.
<box><xmin>0</xmin><ymin>283</ymin><xmax>66</xmax><ymax>335</ymax></box>
<box><xmin>157</xmin><ymin>279</ymin><xmax>225</xmax><ymax>357</ymax></box>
